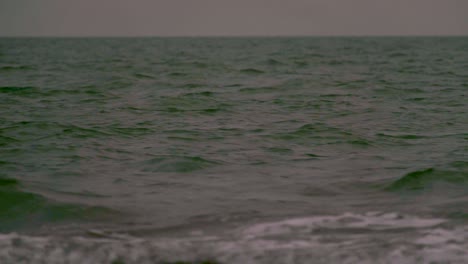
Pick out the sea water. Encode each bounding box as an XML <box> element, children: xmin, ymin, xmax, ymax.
<box><xmin>0</xmin><ymin>37</ymin><xmax>467</xmax><ymax>263</ymax></box>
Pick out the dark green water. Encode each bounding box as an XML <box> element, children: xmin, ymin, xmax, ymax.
<box><xmin>0</xmin><ymin>37</ymin><xmax>467</xmax><ymax>263</ymax></box>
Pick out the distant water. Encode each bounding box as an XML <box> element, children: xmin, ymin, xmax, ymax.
<box><xmin>0</xmin><ymin>37</ymin><xmax>467</xmax><ymax>263</ymax></box>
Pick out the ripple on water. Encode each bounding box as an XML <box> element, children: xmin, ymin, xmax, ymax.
<box><xmin>182</xmin><ymin>91</ymin><xmax>216</xmax><ymax>97</ymax></box>
<box><xmin>239</xmin><ymin>68</ymin><xmax>265</xmax><ymax>74</ymax></box>
<box><xmin>238</xmin><ymin>86</ymin><xmax>282</xmax><ymax>94</ymax></box>
<box><xmin>0</xmin><ymin>86</ymin><xmax>41</xmax><ymax>97</ymax></box>
<box><xmin>0</xmin><ymin>65</ymin><xmax>33</xmax><ymax>71</ymax></box>
<box><xmin>142</xmin><ymin>156</ymin><xmax>221</xmax><ymax>173</ymax></box>
<box><xmin>156</xmin><ymin>94</ymin><xmax>229</xmax><ymax>115</ymax></box>
<box><xmin>267</xmin><ymin>123</ymin><xmax>371</xmax><ymax>146</ymax></box>
<box><xmin>0</xmin><ymin>86</ymin><xmax>111</xmax><ymax>99</ymax></box>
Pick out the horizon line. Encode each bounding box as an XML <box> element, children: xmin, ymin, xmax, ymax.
<box><xmin>0</xmin><ymin>34</ymin><xmax>467</xmax><ymax>38</ymax></box>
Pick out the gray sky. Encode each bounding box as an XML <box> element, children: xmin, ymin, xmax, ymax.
<box><xmin>1</xmin><ymin>0</ymin><xmax>467</xmax><ymax>36</ymax></box>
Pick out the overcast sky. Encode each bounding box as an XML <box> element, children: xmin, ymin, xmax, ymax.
<box><xmin>1</xmin><ymin>0</ymin><xmax>467</xmax><ymax>36</ymax></box>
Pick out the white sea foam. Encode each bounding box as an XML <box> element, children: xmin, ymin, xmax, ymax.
<box><xmin>0</xmin><ymin>212</ymin><xmax>466</xmax><ymax>264</ymax></box>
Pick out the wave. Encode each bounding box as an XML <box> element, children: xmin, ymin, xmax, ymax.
<box><xmin>386</xmin><ymin>168</ymin><xmax>468</xmax><ymax>191</ymax></box>
<box><xmin>0</xmin><ymin>177</ymin><xmax>117</xmax><ymax>233</ymax></box>
<box><xmin>0</xmin><ymin>212</ymin><xmax>465</xmax><ymax>264</ymax></box>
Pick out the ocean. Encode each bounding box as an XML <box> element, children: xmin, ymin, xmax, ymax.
<box><xmin>0</xmin><ymin>37</ymin><xmax>467</xmax><ymax>263</ymax></box>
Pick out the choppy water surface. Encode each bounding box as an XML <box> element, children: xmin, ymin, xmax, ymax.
<box><xmin>0</xmin><ymin>37</ymin><xmax>467</xmax><ymax>263</ymax></box>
